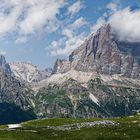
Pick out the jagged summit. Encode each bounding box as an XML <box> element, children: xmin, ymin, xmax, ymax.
<box><xmin>53</xmin><ymin>24</ymin><xmax>140</xmax><ymax>79</ymax></box>
<box><xmin>0</xmin><ymin>55</ymin><xmax>12</xmax><ymax>75</ymax></box>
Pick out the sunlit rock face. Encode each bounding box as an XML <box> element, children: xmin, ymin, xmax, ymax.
<box><xmin>53</xmin><ymin>24</ymin><xmax>140</xmax><ymax>79</ymax></box>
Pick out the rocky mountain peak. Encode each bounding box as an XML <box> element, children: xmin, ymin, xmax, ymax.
<box><xmin>53</xmin><ymin>24</ymin><xmax>140</xmax><ymax>79</ymax></box>
<box><xmin>0</xmin><ymin>55</ymin><xmax>12</xmax><ymax>75</ymax></box>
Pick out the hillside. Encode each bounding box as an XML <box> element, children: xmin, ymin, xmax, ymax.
<box><xmin>32</xmin><ymin>77</ymin><xmax>140</xmax><ymax>118</ymax></box>
<box><xmin>0</xmin><ymin>115</ymin><xmax>140</xmax><ymax>140</ymax></box>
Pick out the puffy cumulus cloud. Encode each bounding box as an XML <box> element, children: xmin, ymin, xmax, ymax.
<box><xmin>19</xmin><ymin>0</ymin><xmax>65</xmax><ymax>35</ymax></box>
<box><xmin>91</xmin><ymin>2</ymin><xmax>140</xmax><ymax>43</ymax></box>
<box><xmin>49</xmin><ymin>34</ymin><xmax>86</xmax><ymax>56</ymax></box>
<box><xmin>68</xmin><ymin>1</ymin><xmax>84</xmax><ymax>16</ymax></box>
<box><xmin>0</xmin><ymin>2</ymin><xmax>21</xmax><ymax>38</ymax></box>
<box><xmin>109</xmin><ymin>7</ymin><xmax>140</xmax><ymax>42</ymax></box>
<box><xmin>48</xmin><ymin>17</ymin><xmax>87</xmax><ymax>56</ymax></box>
<box><xmin>0</xmin><ymin>0</ymin><xmax>65</xmax><ymax>40</ymax></box>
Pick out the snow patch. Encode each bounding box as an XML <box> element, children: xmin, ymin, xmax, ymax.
<box><xmin>89</xmin><ymin>93</ymin><xmax>99</xmax><ymax>106</ymax></box>
<box><xmin>8</xmin><ymin>124</ymin><xmax>22</xmax><ymax>129</ymax></box>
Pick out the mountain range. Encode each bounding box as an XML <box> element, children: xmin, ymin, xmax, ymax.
<box><xmin>0</xmin><ymin>24</ymin><xmax>140</xmax><ymax>124</ymax></box>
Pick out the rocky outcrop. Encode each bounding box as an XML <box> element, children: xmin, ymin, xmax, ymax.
<box><xmin>53</xmin><ymin>59</ymin><xmax>71</xmax><ymax>74</ymax></box>
<box><xmin>0</xmin><ymin>55</ymin><xmax>12</xmax><ymax>75</ymax></box>
<box><xmin>53</xmin><ymin>24</ymin><xmax>140</xmax><ymax>79</ymax></box>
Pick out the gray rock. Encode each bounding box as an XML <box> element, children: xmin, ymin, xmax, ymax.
<box><xmin>0</xmin><ymin>55</ymin><xmax>12</xmax><ymax>75</ymax></box>
<box><xmin>53</xmin><ymin>59</ymin><xmax>71</xmax><ymax>74</ymax></box>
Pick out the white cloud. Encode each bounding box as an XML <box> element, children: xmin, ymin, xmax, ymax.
<box><xmin>106</xmin><ymin>2</ymin><xmax>118</xmax><ymax>12</ymax></box>
<box><xmin>106</xmin><ymin>0</ymin><xmax>121</xmax><ymax>12</ymax></box>
<box><xmin>68</xmin><ymin>1</ymin><xmax>84</xmax><ymax>16</ymax></box>
<box><xmin>90</xmin><ymin>17</ymin><xmax>106</xmax><ymax>33</ymax></box>
<box><xmin>0</xmin><ymin>51</ymin><xmax>6</xmax><ymax>55</ymax></box>
<box><xmin>49</xmin><ymin>34</ymin><xmax>86</xmax><ymax>56</ymax></box>
<box><xmin>90</xmin><ymin>3</ymin><xmax>140</xmax><ymax>43</ymax></box>
<box><xmin>0</xmin><ymin>2</ymin><xmax>21</xmax><ymax>38</ymax></box>
<box><xmin>49</xmin><ymin>17</ymin><xmax>87</xmax><ymax>56</ymax></box>
<box><xmin>68</xmin><ymin>17</ymin><xmax>87</xmax><ymax>30</ymax></box>
<box><xmin>15</xmin><ymin>36</ymin><xmax>27</xmax><ymax>44</ymax></box>
<box><xmin>19</xmin><ymin>0</ymin><xmax>64</xmax><ymax>35</ymax></box>
<box><xmin>0</xmin><ymin>0</ymin><xmax>65</xmax><ymax>40</ymax></box>
<box><xmin>62</xmin><ymin>29</ymin><xmax>73</xmax><ymax>38</ymax></box>
<box><xmin>62</xmin><ymin>34</ymin><xmax>85</xmax><ymax>55</ymax></box>
<box><xmin>62</xmin><ymin>17</ymin><xmax>87</xmax><ymax>38</ymax></box>
<box><xmin>109</xmin><ymin>7</ymin><xmax>140</xmax><ymax>42</ymax></box>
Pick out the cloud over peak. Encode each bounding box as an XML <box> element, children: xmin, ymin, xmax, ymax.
<box><xmin>91</xmin><ymin>1</ymin><xmax>140</xmax><ymax>43</ymax></box>
<box><xmin>109</xmin><ymin>7</ymin><xmax>140</xmax><ymax>42</ymax></box>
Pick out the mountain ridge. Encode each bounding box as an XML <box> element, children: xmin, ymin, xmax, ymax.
<box><xmin>10</xmin><ymin>61</ymin><xmax>52</xmax><ymax>83</ymax></box>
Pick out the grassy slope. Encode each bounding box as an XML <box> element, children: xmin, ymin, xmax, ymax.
<box><xmin>0</xmin><ymin>115</ymin><xmax>140</xmax><ymax>140</ymax></box>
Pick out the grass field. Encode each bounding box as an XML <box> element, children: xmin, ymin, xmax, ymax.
<box><xmin>0</xmin><ymin>115</ymin><xmax>140</xmax><ymax>140</ymax></box>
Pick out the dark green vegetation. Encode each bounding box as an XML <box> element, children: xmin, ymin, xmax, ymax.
<box><xmin>0</xmin><ymin>115</ymin><xmax>140</xmax><ymax>140</ymax></box>
<box><xmin>0</xmin><ymin>103</ymin><xmax>36</xmax><ymax>124</ymax></box>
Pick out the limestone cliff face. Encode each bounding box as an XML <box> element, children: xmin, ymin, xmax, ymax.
<box><xmin>0</xmin><ymin>55</ymin><xmax>12</xmax><ymax>75</ymax></box>
<box><xmin>53</xmin><ymin>24</ymin><xmax>140</xmax><ymax>79</ymax></box>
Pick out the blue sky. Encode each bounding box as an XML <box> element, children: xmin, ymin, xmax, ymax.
<box><xmin>0</xmin><ymin>0</ymin><xmax>140</xmax><ymax>69</ymax></box>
